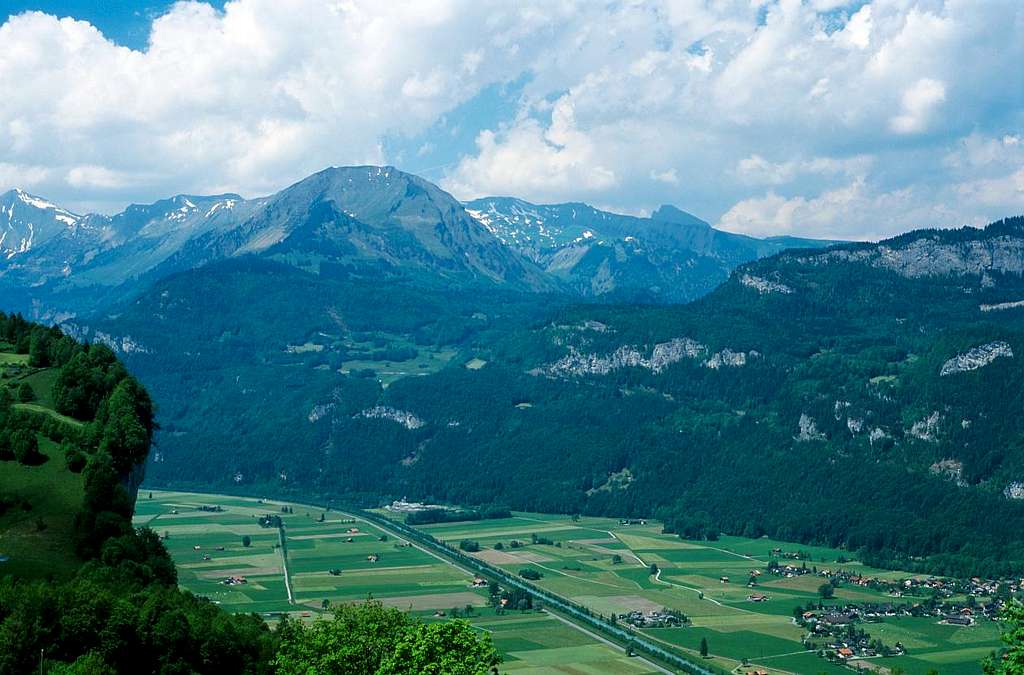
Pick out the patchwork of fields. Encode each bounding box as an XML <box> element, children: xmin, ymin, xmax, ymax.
<box><xmin>400</xmin><ymin>513</ymin><xmax>1003</xmax><ymax>675</ymax></box>
<box><xmin>132</xmin><ymin>492</ymin><xmax>1002</xmax><ymax>674</ymax></box>
<box><xmin>135</xmin><ymin>491</ymin><xmax>663</xmax><ymax>674</ymax></box>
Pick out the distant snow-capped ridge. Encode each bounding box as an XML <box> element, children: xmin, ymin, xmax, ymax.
<box><xmin>1</xmin><ymin>188</ymin><xmax>82</xmax><ymax>258</ymax></box>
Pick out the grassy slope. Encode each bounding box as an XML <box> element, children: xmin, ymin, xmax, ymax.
<box><xmin>0</xmin><ymin>357</ymin><xmax>85</xmax><ymax>579</ymax></box>
<box><xmin>0</xmin><ymin>436</ymin><xmax>84</xmax><ymax>579</ymax></box>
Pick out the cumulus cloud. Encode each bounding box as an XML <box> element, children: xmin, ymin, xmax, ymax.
<box><xmin>0</xmin><ymin>0</ymin><xmax>1022</xmax><ymax>239</ymax></box>
<box><xmin>442</xmin><ymin>98</ymin><xmax>618</xmax><ymax>201</ymax></box>
<box><xmin>441</xmin><ymin>1</ymin><xmax>1022</xmax><ymax>238</ymax></box>
<box><xmin>0</xmin><ymin>1</ymin><xmax>563</xmax><ymax>209</ymax></box>
<box><xmin>889</xmin><ymin>78</ymin><xmax>947</xmax><ymax>134</ymax></box>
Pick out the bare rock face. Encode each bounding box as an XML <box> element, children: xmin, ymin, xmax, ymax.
<box><xmin>705</xmin><ymin>349</ymin><xmax>747</xmax><ymax>369</ymax></box>
<box><xmin>740</xmin><ymin>274</ymin><xmax>793</xmax><ymax>295</ymax></box>
<box><xmin>980</xmin><ymin>299</ymin><xmax>1024</xmax><ymax>312</ymax></box>
<box><xmin>797</xmin><ymin>234</ymin><xmax>1024</xmax><ymax>280</ymax></box>
<box><xmin>650</xmin><ymin>338</ymin><xmax>707</xmax><ymax>372</ymax></box>
<box><xmin>940</xmin><ymin>341</ymin><xmax>1013</xmax><ymax>376</ymax></box>
<box><xmin>909</xmin><ymin>411</ymin><xmax>942</xmax><ymax>442</ymax></box>
<box><xmin>869</xmin><ymin>427</ymin><xmax>890</xmax><ymax>445</ymax></box>
<box><xmin>930</xmin><ymin>458</ymin><xmax>967</xmax><ymax>487</ymax></box>
<box><xmin>356</xmin><ymin>406</ymin><xmax>424</xmax><ymax>430</ymax></box>
<box><xmin>546</xmin><ymin>337</ymin><xmax>754</xmax><ymax>377</ymax></box>
<box><xmin>795</xmin><ymin>414</ymin><xmax>825</xmax><ymax>442</ymax></box>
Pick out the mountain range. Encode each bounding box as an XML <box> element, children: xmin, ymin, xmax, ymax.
<box><xmin>0</xmin><ymin>166</ymin><xmax>836</xmax><ymax>319</ymax></box>
<box><xmin>4</xmin><ymin>166</ymin><xmax>1024</xmax><ymax>577</ymax></box>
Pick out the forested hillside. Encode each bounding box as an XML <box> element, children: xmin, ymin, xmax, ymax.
<box><xmin>0</xmin><ymin>314</ymin><xmax>498</xmax><ymax>674</ymax></box>
<box><xmin>83</xmin><ymin>217</ymin><xmax>1024</xmax><ymax>579</ymax></box>
<box><xmin>0</xmin><ymin>313</ymin><xmax>275</xmax><ymax>672</ymax></box>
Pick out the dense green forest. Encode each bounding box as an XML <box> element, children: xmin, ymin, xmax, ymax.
<box><xmin>0</xmin><ymin>314</ymin><xmax>497</xmax><ymax>674</ymax></box>
<box><xmin>92</xmin><ymin>218</ymin><xmax>1024</xmax><ymax>580</ymax></box>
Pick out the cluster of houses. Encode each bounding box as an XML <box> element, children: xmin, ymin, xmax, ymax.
<box><xmin>222</xmin><ymin>576</ymin><xmax>248</xmax><ymax>586</ymax></box>
<box><xmin>812</xmin><ymin>567</ymin><xmax>1022</xmax><ymax>604</ymax></box>
<box><xmin>768</xmin><ymin>557</ymin><xmax>1021</xmax><ymax>621</ymax></box>
<box><xmin>617</xmin><ymin>518</ymin><xmax>648</xmax><ymax>526</ymax></box>
<box><xmin>803</xmin><ymin>600</ymin><xmax>998</xmax><ymax>627</ymax></box>
<box><xmin>620</xmin><ymin>609</ymin><xmax>686</xmax><ymax>629</ymax></box>
<box><xmin>769</xmin><ymin>548</ymin><xmax>811</xmax><ymax>560</ymax></box>
<box><xmin>765</xmin><ymin>561</ymin><xmax>812</xmax><ymax>578</ymax></box>
<box><xmin>800</xmin><ymin>611</ymin><xmax>905</xmax><ymax>661</ymax></box>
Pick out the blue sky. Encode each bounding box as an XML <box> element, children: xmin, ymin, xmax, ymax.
<box><xmin>1</xmin><ymin>1</ymin><xmax>222</xmax><ymax>49</ymax></box>
<box><xmin>1</xmin><ymin>1</ymin><xmax>1022</xmax><ymax>240</ymax></box>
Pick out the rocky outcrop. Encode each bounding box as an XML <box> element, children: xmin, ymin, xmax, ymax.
<box><xmin>795</xmin><ymin>414</ymin><xmax>825</xmax><ymax>442</ymax></box>
<box><xmin>740</xmin><ymin>274</ymin><xmax>793</xmax><ymax>295</ymax></box>
<box><xmin>797</xmin><ymin>234</ymin><xmax>1024</xmax><ymax>280</ymax></box>
<box><xmin>356</xmin><ymin>406</ymin><xmax>424</xmax><ymax>430</ymax></box>
<box><xmin>1004</xmin><ymin>482</ymin><xmax>1024</xmax><ymax>500</ymax></box>
<box><xmin>546</xmin><ymin>337</ymin><xmax>754</xmax><ymax>377</ymax></box>
<box><xmin>909</xmin><ymin>411</ymin><xmax>942</xmax><ymax>442</ymax></box>
<box><xmin>980</xmin><ymin>300</ymin><xmax>1024</xmax><ymax>312</ymax></box>
<box><xmin>94</xmin><ymin>331</ymin><xmax>151</xmax><ymax>355</ymax></box>
<box><xmin>308</xmin><ymin>403</ymin><xmax>334</xmax><ymax>423</ymax></box>
<box><xmin>940</xmin><ymin>341</ymin><xmax>1013</xmax><ymax>376</ymax></box>
<box><xmin>704</xmin><ymin>349</ymin><xmax>748</xmax><ymax>369</ymax></box>
<box><xmin>930</xmin><ymin>458</ymin><xmax>967</xmax><ymax>487</ymax></box>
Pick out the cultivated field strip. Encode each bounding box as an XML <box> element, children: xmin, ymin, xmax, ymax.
<box><xmin>138</xmin><ymin>491</ymin><xmax>665</xmax><ymax>673</ymax></box>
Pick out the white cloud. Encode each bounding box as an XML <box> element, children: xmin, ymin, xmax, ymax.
<box><xmin>444</xmin><ymin>1</ymin><xmax>1022</xmax><ymax>237</ymax></box>
<box><xmin>442</xmin><ymin>98</ymin><xmax>618</xmax><ymax>201</ymax></box>
<box><xmin>67</xmin><ymin>165</ymin><xmax>138</xmax><ymax>189</ymax></box>
<box><xmin>717</xmin><ymin>179</ymin><xmax>962</xmax><ymax>240</ymax></box>
<box><xmin>650</xmin><ymin>168</ymin><xmax>680</xmax><ymax>185</ymax></box>
<box><xmin>889</xmin><ymin>78</ymin><xmax>946</xmax><ymax>134</ymax></box>
<box><xmin>955</xmin><ymin>168</ymin><xmax>1024</xmax><ymax>209</ymax></box>
<box><xmin>839</xmin><ymin>5</ymin><xmax>872</xmax><ymax>49</ymax></box>
<box><xmin>0</xmin><ymin>1</ymin><xmax>564</xmax><ymax>209</ymax></box>
<box><xmin>735</xmin><ymin>154</ymin><xmax>873</xmax><ymax>186</ymax></box>
<box><xmin>0</xmin><ymin>0</ymin><xmax>1021</xmax><ymax>240</ymax></box>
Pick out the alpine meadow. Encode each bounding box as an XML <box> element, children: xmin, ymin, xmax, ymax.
<box><xmin>2</xmin><ymin>2</ymin><xmax>1024</xmax><ymax>674</ymax></box>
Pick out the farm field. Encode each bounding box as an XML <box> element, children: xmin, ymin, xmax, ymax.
<box><xmin>397</xmin><ymin>512</ymin><xmax>1003</xmax><ymax>675</ymax></box>
<box><xmin>135</xmin><ymin>491</ymin><xmax>661</xmax><ymax>674</ymax></box>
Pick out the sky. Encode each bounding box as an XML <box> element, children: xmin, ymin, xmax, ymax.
<box><xmin>0</xmin><ymin>0</ymin><xmax>1022</xmax><ymax>241</ymax></box>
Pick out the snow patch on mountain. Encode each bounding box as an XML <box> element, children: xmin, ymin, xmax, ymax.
<box><xmin>940</xmin><ymin>341</ymin><xmax>1013</xmax><ymax>376</ymax></box>
<box><xmin>15</xmin><ymin>189</ymin><xmax>58</xmax><ymax>211</ymax></box>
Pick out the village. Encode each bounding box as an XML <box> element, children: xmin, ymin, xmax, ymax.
<box><xmin>754</xmin><ymin>552</ymin><xmax>1024</xmax><ymax>667</ymax></box>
